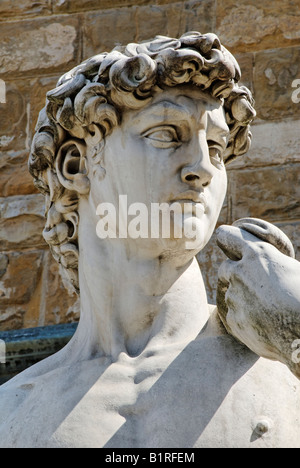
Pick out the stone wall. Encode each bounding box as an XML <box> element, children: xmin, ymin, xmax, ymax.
<box><xmin>0</xmin><ymin>0</ymin><xmax>299</xmax><ymax>330</ymax></box>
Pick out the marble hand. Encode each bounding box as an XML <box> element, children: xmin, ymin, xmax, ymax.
<box><xmin>216</xmin><ymin>218</ymin><xmax>300</xmax><ymax>378</ymax></box>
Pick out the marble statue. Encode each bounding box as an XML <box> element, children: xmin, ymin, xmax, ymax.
<box><xmin>0</xmin><ymin>32</ymin><xmax>300</xmax><ymax>448</ymax></box>
<box><xmin>216</xmin><ymin>218</ymin><xmax>300</xmax><ymax>381</ymax></box>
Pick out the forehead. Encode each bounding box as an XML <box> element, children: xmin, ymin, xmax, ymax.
<box><xmin>125</xmin><ymin>85</ymin><xmax>229</xmax><ymax>134</ymax></box>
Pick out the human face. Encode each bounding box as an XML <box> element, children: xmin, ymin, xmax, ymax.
<box><xmin>89</xmin><ymin>86</ymin><xmax>228</xmax><ymax>255</ymax></box>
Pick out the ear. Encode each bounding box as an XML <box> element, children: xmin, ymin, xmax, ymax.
<box><xmin>56</xmin><ymin>140</ymin><xmax>90</xmax><ymax>195</ymax></box>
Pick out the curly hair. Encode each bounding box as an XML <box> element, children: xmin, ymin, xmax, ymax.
<box><xmin>28</xmin><ymin>31</ymin><xmax>256</xmax><ymax>293</ymax></box>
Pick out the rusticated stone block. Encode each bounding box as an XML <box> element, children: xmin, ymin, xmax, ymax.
<box><xmin>182</xmin><ymin>0</ymin><xmax>216</xmax><ymax>35</ymax></box>
<box><xmin>0</xmin><ymin>194</ymin><xmax>46</xmax><ymax>250</ymax></box>
<box><xmin>53</xmin><ymin>0</ymin><xmax>203</xmax><ymax>14</ymax></box>
<box><xmin>277</xmin><ymin>222</ymin><xmax>300</xmax><ymax>261</ymax></box>
<box><xmin>0</xmin><ymin>254</ymin><xmax>9</xmax><ymax>278</ymax></box>
<box><xmin>0</xmin><ymin>251</ymin><xmax>43</xmax><ymax>306</ymax></box>
<box><xmin>0</xmin><ymin>194</ymin><xmax>44</xmax><ymax>221</ymax></box>
<box><xmin>0</xmin><ymin>81</ymin><xmax>29</xmax><ymax>153</ymax></box>
<box><xmin>135</xmin><ymin>0</ymin><xmax>215</xmax><ymax>41</ymax></box>
<box><xmin>0</xmin><ymin>250</ymin><xmax>78</xmax><ymax>331</ymax></box>
<box><xmin>216</xmin><ymin>0</ymin><xmax>300</xmax><ymax>53</ymax></box>
<box><xmin>39</xmin><ymin>251</ymin><xmax>79</xmax><ymax>327</ymax></box>
<box><xmin>29</xmin><ymin>76</ymin><xmax>60</xmax><ymax>138</ymax></box>
<box><xmin>0</xmin><ymin>306</ymin><xmax>26</xmax><ymax>332</ymax></box>
<box><xmin>53</xmin><ymin>0</ymin><xmax>150</xmax><ymax>13</ymax></box>
<box><xmin>83</xmin><ymin>7</ymin><xmax>137</xmax><ymax>58</ymax></box>
<box><xmin>0</xmin><ymin>250</ymin><xmax>45</xmax><ymax>331</ymax></box>
<box><xmin>0</xmin><ymin>151</ymin><xmax>37</xmax><ymax>197</ymax></box>
<box><xmin>233</xmin><ymin>52</ymin><xmax>254</xmax><ymax>92</ymax></box>
<box><xmin>83</xmin><ymin>0</ymin><xmax>215</xmax><ymax>59</ymax></box>
<box><xmin>0</xmin><ymin>212</ymin><xmax>45</xmax><ymax>250</ymax></box>
<box><xmin>228</xmin><ymin>164</ymin><xmax>300</xmax><ymax>223</ymax></box>
<box><xmin>135</xmin><ymin>4</ymin><xmax>177</xmax><ymax>41</ymax></box>
<box><xmin>0</xmin><ymin>0</ymin><xmax>51</xmax><ymax>19</ymax></box>
<box><xmin>253</xmin><ymin>46</ymin><xmax>300</xmax><ymax>121</ymax></box>
<box><xmin>0</xmin><ymin>17</ymin><xmax>80</xmax><ymax>77</ymax></box>
<box><xmin>228</xmin><ymin>119</ymin><xmax>300</xmax><ymax>169</ymax></box>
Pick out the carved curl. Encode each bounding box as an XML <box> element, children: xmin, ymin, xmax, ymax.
<box><xmin>29</xmin><ymin>31</ymin><xmax>256</xmax><ymax>293</ymax></box>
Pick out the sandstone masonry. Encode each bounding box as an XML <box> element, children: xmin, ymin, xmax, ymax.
<box><xmin>0</xmin><ymin>0</ymin><xmax>299</xmax><ymax>329</ymax></box>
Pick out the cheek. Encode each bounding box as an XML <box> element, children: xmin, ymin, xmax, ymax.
<box><xmin>212</xmin><ymin>167</ymin><xmax>227</xmax><ymax>208</ymax></box>
<box><xmin>222</xmin><ymin>169</ymin><xmax>228</xmax><ymax>199</ymax></box>
<box><xmin>103</xmin><ymin>136</ymin><xmax>160</xmax><ymax>204</ymax></box>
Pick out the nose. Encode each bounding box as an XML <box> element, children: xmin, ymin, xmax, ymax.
<box><xmin>181</xmin><ymin>137</ymin><xmax>214</xmax><ymax>188</ymax></box>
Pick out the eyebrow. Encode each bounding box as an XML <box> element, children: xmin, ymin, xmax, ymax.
<box><xmin>132</xmin><ymin>99</ymin><xmax>230</xmax><ymax>141</ymax></box>
<box><xmin>206</xmin><ymin>111</ymin><xmax>230</xmax><ymax>147</ymax></box>
<box><xmin>208</xmin><ymin>119</ymin><xmax>230</xmax><ymax>137</ymax></box>
<box><xmin>132</xmin><ymin>100</ymin><xmax>196</xmax><ymax>126</ymax></box>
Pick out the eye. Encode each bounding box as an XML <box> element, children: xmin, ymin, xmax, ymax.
<box><xmin>207</xmin><ymin>140</ymin><xmax>224</xmax><ymax>166</ymax></box>
<box><xmin>209</xmin><ymin>147</ymin><xmax>222</xmax><ymax>162</ymax></box>
<box><xmin>143</xmin><ymin>126</ymin><xmax>180</xmax><ymax>148</ymax></box>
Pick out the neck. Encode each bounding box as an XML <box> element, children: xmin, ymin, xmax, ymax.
<box><xmin>70</xmin><ymin>201</ymin><xmax>210</xmax><ymax>361</ymax></box>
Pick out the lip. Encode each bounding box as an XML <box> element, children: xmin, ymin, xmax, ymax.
<box><xmin>170</xmin><ymin>191</ymin><xmax>207</xmax><ymax>211</ymax></box>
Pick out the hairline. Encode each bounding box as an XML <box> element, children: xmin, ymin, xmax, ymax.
<box><xmin>113</xmin><ymin>86</ymin><xmax>230</xmax><ymax>137</ymax></box>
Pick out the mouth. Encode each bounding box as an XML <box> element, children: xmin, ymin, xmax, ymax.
<box><xmin>170</xmin><ymin>191</ymin><xmax>207</xmax><ymax>212</ymax></box>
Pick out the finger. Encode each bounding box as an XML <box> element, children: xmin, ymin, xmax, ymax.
<box><xmin>216</xmin><ymin>261</ymin><xmax>235</xmax><ymax>335</ymax></box>
<box><xmin>215</xmin><ymin>225</ymin><xmax>259</xmax><ymax>261</ymax></box>
<box><xmin>232</xmin><ymin>217</ymin><xmax>295</xmax><ymax>258</ymax></box>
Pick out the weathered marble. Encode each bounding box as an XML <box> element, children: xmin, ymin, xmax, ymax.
<box><xmin>0</xmin><ymin>0</ymin><xmax>299</xmax><ymax>333</ymax></box>
<box><xmin>0</xmin><ymin>31</ymin><xmax>299</xmax><ymax>449</ymax></box>
<box><xmin>216</xmin><ymin>219</ymin><xmax>300</xmax><ymax>380</ymax></box>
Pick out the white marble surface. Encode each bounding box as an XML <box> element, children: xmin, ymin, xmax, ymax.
<box><xmin>1</xmin><ymin>32</ymin><xmax>299</xmax><ymax>448</ymax></box>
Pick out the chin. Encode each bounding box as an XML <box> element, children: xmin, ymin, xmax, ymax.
<box><xmin>163</xmin><ymin>224</ymin><xmax>210</xmax><ymax>256</ymax></box>
<box><xmin>181</xmin><ymin>216</ymin><xmax>211</xmax><ymax>251</ymax></box>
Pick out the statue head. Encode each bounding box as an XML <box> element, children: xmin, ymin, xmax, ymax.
<box><xmin>29</xmin><ymin>32</ymin><xmax>255</xmax><ymax>293</ymax></box>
